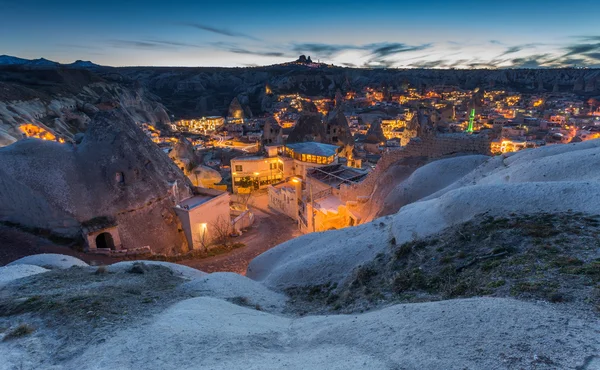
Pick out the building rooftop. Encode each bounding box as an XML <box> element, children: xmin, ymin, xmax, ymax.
<box><xmin>231</xmin><ymin>156</ymin><xmax>266</xmax><ymax>162</ymax></box>
<box><xmin>177</xmin><ymin>195</ymin><xmax>215</xmax><ymax>210</ymax></box>
<box><xmin>286</xmin><ymin>142</ymin><xmax>339</xmax><ymax>157</ymax></box>
<box><xmin>272</xmin><ymin>180</ymin><xmax>296</xmax><ymax>191</ymax></box>
<box><xmin>315</xmin><ymin>194</ymin><xmax>343</xmax><ymax>214</ymax></box>
<box><xmin>177</xmin><ymin>189</ymin><xmax>225</xmax><ymax>210</ymax></box>
<box><xmin>307</xmin><ymin>163</ymin><xmax>369</xmax><ymax>189</ymax></box>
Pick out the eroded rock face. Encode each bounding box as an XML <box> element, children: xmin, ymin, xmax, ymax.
<box><xmin>325</xmin><ymin>109</ymin><xmax>353</xmax><ymax>146</ymax></box>
<box><xmin>0</xmin><ymin>109</ymin><xmax>192</xmax><ymax>255</ymax></box>
<box><xmin>228</xmin><ymin>97</ymin><xmax>245</xmax><ymax>119</ymax></box>
<box><xmin>287</xmin><ymin>113</ymin><xmax>325</xmax><ymax>143</ymax></box>
<box><xmin>0</xmin><ymin>68</ymin><xmax>171</xmax><ymax>147</ymax></box>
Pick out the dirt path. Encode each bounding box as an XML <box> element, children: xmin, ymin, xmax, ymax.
<box><xmin>179</xmin><ymin>205</ymin><xmax>300</xmax><ymax>274</ymax></box>
<box><xmin>1</xmin><ymin>192</ymin><xmax>301</xmax><ymax>274</ymax></box>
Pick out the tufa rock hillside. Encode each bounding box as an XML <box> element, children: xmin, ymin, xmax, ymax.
<box><xmin>0</xmin><ymin>109</ymin><xmax>192</xmax><ymax>255</ymax></box>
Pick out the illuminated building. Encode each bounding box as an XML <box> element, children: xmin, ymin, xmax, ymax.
<box><xmin>490</xmin><ymin>138</ymin><xmax>528</xmax><ymax>155</ymax></box>
<box><xmin>174</xmin><ymin>188</ymin><xmax>231</xmax><ymax>250</ymax></box>
<box><xmin>231</xmin><ymin>155</ymin><xmax>289</xmax><ymax>193</ymax></box>
<box><xmin>231</xmin><ymin>142</ymin><xmax>340</xmax><ymax>193</ymax></box>
<box><xmin>297</xmin><ymin>164</ymin><xmax>367</xmax><ymax>233</ymax></box>
<box><xmin>380</xmin><ymin>118</ymin><xmax>407</xmax><ymax>139</ymax></box>
<box><xmin>19</xmin><ymin>123</ymin><xmax>61</xmax><ymax>142</ymax></box>
<box><xmin>175</xmin><ymin>116</ymin><xmax>224</xmax><ymax>133</ymax></box>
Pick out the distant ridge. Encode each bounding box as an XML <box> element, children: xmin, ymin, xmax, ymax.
<box><xmin>0</xmin><ymin>55</ymin><xmax>101</xmax><ymax>68</ymax></box>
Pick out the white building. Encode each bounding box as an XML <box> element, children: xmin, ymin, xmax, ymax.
<box><xmin>174</xmin><ymin>189</ymin><xmax>231</xmax><ymax>250</ymax></box>
<box><xmin>231</xmin><ymin>142</ymin><xmax>341</xmax><ymax>193</ymax></box>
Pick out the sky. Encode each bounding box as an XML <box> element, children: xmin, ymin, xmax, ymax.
<box><xmin>1</xmin><ymin>0</ymin><xmax>599</xmax><ymax>68</ymax></box>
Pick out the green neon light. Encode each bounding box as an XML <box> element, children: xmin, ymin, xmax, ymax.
<box><xmin>466</xmin><ymin>108</ymin><xmax>475</xmax><ymax>133</ymax></box>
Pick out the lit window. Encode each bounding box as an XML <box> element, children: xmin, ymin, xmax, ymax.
<box><xmin>235</xmin><ymin>165</ymin><xmax>243</xmax><ymax>172</ymax></box>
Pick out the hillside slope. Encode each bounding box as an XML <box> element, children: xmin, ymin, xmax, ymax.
<box><xmin>248</xmin><ymin>140</ymin><xmax>600</xmax><ymax>290</ymax></box>
<box><xmin>0</xmin><ymin>110</ymin><xmax>192</xmax><ymax>254</ymax></box>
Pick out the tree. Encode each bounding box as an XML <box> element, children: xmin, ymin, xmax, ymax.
<box><xmin>211</xmin><ymin>215</ymin><xmax>232</xmax><ymax>247</ymax></box>
<box><xmin>193</xmin><ymin>226</ymin><xmax>209</xmax><ymax>252</ymax></box>
<box><xmin>234</xmin><ymin>192</ymin><xmax>252</xmax><ymax>211</ymax></box>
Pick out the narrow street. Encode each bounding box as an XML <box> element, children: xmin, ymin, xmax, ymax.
<box><xmin>179</xmin><ymin>192</ymin><xmax>301</xmax><ymax>274</ymax></box>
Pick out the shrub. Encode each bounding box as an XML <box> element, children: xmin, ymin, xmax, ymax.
<box><xmin>3</xmin><ymin>324</ymin><xmax>35</xmax><ymax>341</ymax></box>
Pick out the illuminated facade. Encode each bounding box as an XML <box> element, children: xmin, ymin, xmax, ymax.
<box><xmin>175</xmin><ymin>116</ymin><xmax>224</xmax><ymax>133</ymax></box>
<box><xmin>174</xmin><ymin>189</ymin><xmax>231</xmax><ymax>249</ymax></box>
<box><xmin>19</xmin><ymin>123</ymin><xmax>64</xmax><ymax>143</ymax></box>
<box><xmin>231</xmin><ymin>156</ymin><xmax>290</xmax><ymax>193</ymax></box>
<box><xmin>490</xmin><ymin>139</ymin><xmax>528</xmax><ymax>155</ymax></box>
<box><xmin>230</xmin><ymin>142</ymin><xmax>340</xmax><ymax>193</ymax></box>
<box><xmin>381</xmin><ymin>119</ymin><xmax>407</xmax><ymax>139</ymax></box>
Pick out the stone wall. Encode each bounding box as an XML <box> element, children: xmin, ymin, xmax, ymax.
<box><xmin>340</xmin><ymin>133</ymin><xmax>491</xmax><ymax>202</ymax></box>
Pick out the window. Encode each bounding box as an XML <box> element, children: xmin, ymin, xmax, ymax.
<box><xmin>270</xmin><ymin>162</ymin><xmax>277</xmax><ymax>170</ymax></box>
<box><xmin>235</xmin><ymin>165</ymin><xmax>243</xmax><ymax>172</ymax></box>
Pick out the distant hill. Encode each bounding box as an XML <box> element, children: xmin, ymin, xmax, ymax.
<box><xmin>0</xmin><ymin>55</ymin><xmax>30</xmax><ymax>65</ymax></box>
<box><xmin>0</xmin><ymin>55</ymin><xmax>100</xmax><ymax>68</ymax></box>
<box><xmin>67</xmin><ymin>60</ymin><xmax>102</xmax><ymax>68</ymax></box>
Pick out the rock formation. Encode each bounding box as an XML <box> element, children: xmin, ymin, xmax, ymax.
<box><xmin>0</xmin><ymin>67</ymin><xmax>171</xmax><ymax>147</ymax></box>
<box><xmin>169</xmin><ymin>136</ymin><xmax>199</xmax><ymax>174</ymax></box>
<box><xmin>188</xmin><ymin>165</ymin><xmax>222</xmax><ymax>188</ymax></box>
<box><xmin>325</xmin><ymin>109</ymin><xmax>353</xmax><ymax>146</ymax></box>
<box><xmin>0</xmin><ymin>109</ymin><xmax>192</xmax><ymax>254</ymax></box>
<box><xmin>286</xmin><ymin>113</ymin><xmax>325</xmax><ymax>144</ymax></box>
<box><xmin>364</xmin><ymin>120</ymin><xmax>386</xmax><ymax>144</ymax></box>
<box><xmin>262</xmin><ymin>117</ymin><xmax>283</xmax><ymax>146</ymax></box>
<box><xmin>227</xmin><ymin>97</ymin><xmax>245</xmax><ymax>119</ymax></box>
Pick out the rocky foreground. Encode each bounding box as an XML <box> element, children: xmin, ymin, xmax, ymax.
<box><xmin>2</xmin><ymin>140</ymin><xmax>600</xmax><ymax>369</ymax></box>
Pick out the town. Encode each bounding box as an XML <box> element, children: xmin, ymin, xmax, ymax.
<box><xmin>101</xmin><ymin>73</ymin><xmax>599</xmax><ymax>264</ymax></box>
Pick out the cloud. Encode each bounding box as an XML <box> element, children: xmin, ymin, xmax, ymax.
<box><xmin>570</xmin><ymin>36</ymin><xmax>600</xmax><ymax>42</ymax></box>
<box><xmin>109</xmin><ymin>40</ymin><xmax>165</xmax><ymax>49</ymax></box>
<box><xmin>211</xmin><ymin>42</ymin><xmax>286</xmax><ymax>57</ymax></box>
<box><xmin>408</xmin><ymin>60</ymin><xmax>446</xmax><ymax>68</ymax></box>
<box><xmin>501</xmin><ymin>46</ymin><xmax>524</xmax><ymax>55</ymax></box>
<box><xmin>290</xmin><ymin>41</ymin><xmax>431</xmax><ymax>61</ymax></box>
<box><xmin>362</xmin><ymin>59</ymin><xmax>398</xmax><ymax>68</ymax></box>
<box><xmin>182</xmin><ymin>22</ymin><xmax>259</xmax><ymax>40</ymax></box>
<box><xmin>498</xmin><ymin>43</ymin><xmax>542</xmax><ymax>57</ymax></box>
<box><xmin>490</xmin><ymin>40</ymin><xmax>503</xmax><ymax>45</ymax></box>
<box><xmin>585</xmin><ymin>52</ymin><xmax>600</xmax><ymax>61</ymax></box>
<box><xmin>449</xmin><ymin>59</ymin><xmax>470</xmax><ymax>68</ymax></box>
<box><xmin>292</xmin><ymin>43</ymin><xmax>358</xmax><ymax>58</ymax></box>
<box><xmin>510</xmin><ymin>54</ymin><xmax>551</xmax><ymax>68</ymax></box>
<box><xmin>367</xmin><ymin>42</ymin><xmax>432</xmax><ymax>58</ymax></box>
<box><xmin>108</xmin><ymin>39</ymin><xmax>201</xmax><ymax>50</ymax></box>
<box><xmin>146</xmin><ymin>39</ymin><xmax>201</xmax><ymax>48</ymax></box>
<box><xmin>563</xmin><ymin>43</ymin><xmax>600</xmax><ymax>57</ymax></box>
<box><xmin>229</xmin><ymin>48</ymin><xmax>286</xmax><ymax>57</ymax></box>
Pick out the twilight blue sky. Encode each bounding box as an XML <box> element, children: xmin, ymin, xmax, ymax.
<box><xmin>1</xmin><ymin>0</ymin><xmax>599</xmax><ymax>68</ymax></box>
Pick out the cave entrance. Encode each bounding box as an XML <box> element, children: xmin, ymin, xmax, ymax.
<box><xmin>96</xmin><ymin>232</ymin><xmax>115</xmax><ymax>250</ymax></box>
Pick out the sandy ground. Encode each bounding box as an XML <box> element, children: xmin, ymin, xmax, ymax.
<box><xmin>180</xmin><ymin>191</ymin><xmax>301</xmax><ymax>274</ymax></box>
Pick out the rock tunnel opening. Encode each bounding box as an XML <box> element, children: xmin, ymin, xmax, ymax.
<box><xmin>96</xmin><ymin>232</ymin><xmax>115</xmax><ymax>250</ymax></box>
